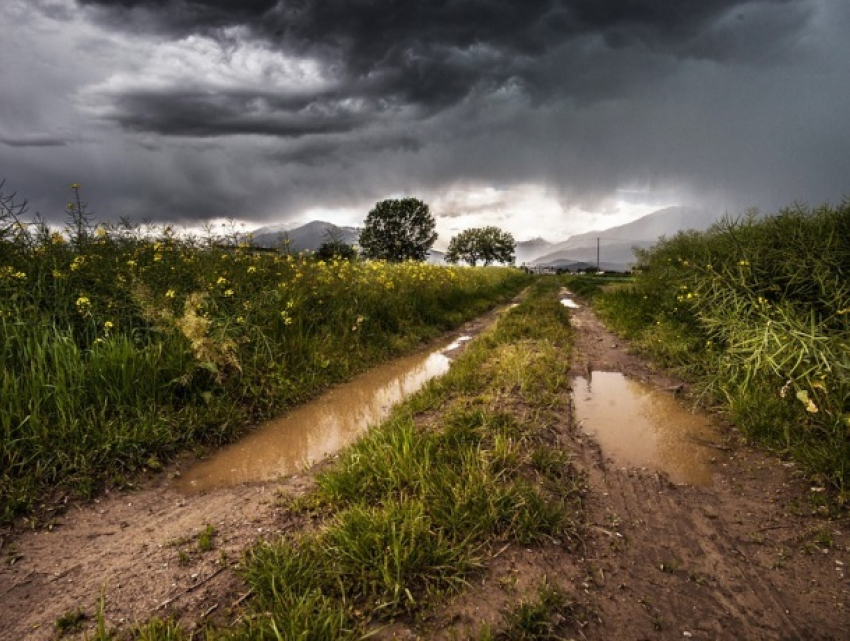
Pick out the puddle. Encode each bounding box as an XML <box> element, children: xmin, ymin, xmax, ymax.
<box><xmin>560</xmin><ymin>298</ymin><xmax>580</xmax><ymax>309</ymax></box>
<box><xmin>177</xmin><ymin>340</ymin><xmax>462</xmax><ymax>493</ymax></box>
<box><xmin>444</xmin><ymin>335</ymin><xmax>472</xmax><ymax>351</ymax></box>
<box><xmin>572</xmin><ymin>371</ymin><xmax>722</xmax><ymax>485</ymax></box>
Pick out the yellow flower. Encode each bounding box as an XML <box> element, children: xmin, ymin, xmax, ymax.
<box><xmin>165</xmin><ymin>289</ymin><xmax>176</xmax><ymax>298</ymax></box>
<box><xmin>224</xmin><ymin>289</ymin><xmax>234</xmax><ymax>297</ymax></box>
<box><xmin>104</xmin><ymin>321</ymin><xmax>114</xmax><ymax>330</ymax></box>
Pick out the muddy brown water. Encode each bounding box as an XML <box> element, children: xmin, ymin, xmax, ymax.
<box><xmin>176</xmin><ymin>338</ymin><xmax>470</xmax><ymax>493</ymax></box>
<box><xmin>572</xmin><ymin>371</ymin><xmax>722</xmax><ymax>485</ymax></box>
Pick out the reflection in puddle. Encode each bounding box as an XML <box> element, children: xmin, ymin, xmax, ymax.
<box><xmin>177</xmin><ymin>343</ymin><xmax>455</xmax><ymax>493</ymax></box>
<box><xmin>572</xmin><ymin>371</ymin><xmax>721</xmax><ymax>485</ymax></box>
<box><xmin>444</xmin><ymin>335</ymin><xmax>472</xmax><ymax>352</ymax></box>
<box><xmin>560</xmin><ymin>298</ymin><xmax>580</xmax><ymax>309</ymax></box>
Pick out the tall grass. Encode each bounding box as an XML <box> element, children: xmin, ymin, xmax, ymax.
<box><xmin>0</xmin><ymin>184</ymin><xmax>531</xmax><ymax>522</ymax></box>
<box><xmin>583</xmin><ymin>201</ymin><xmax>850</xmax><ymax>500</ymax></box>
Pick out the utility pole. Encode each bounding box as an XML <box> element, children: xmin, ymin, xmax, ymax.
<box><xmin>596</xmin><ymin>237</ymin><xmax>600</xmax><ymax>272</ymax></box>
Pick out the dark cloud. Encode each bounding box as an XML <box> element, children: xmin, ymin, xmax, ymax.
<box><xmin>0</xmin><ymin>134</ymin><xmax>70</xmax><ymax>148</ymax></box>
<box><xmin>76</xmin><ymin>1</ymin><xmax>808</xmax><ymax>140</ymax></box>
<box><xmin>78</xmin><ymin>1</ymin><xmax>785</xmax><ymax>53</ymax></box>
<box><xmin>78</xmin><ymin>0</ymin><xmax>280</xmax><ymax>34</ymax></box>
<box><xmin>97</xmin><ymin>89</ymin><xmax>380</xmax><ymax>137</ymax></box>
<box><xmin>1</xmin><ymin>0</ymin><xmax>847</xmax><ymax>237</ymax></box>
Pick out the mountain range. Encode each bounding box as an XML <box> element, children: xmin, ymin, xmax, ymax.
<box><xmin>251</xmin><ymin>220</ymin><xmax>359</xmax><ymax>251</ymax></box>
<box><xmin>250</xmin><ymin>205</ymin><xmax>719</xmax><ymax>271</ymax></box>
<box><xmin>524</xmin><ymin>206</ymin><xmax>716</xmax><ymax>271</ymax></box>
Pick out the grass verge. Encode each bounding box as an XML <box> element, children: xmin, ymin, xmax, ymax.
<box><xmin>1</xmin><ymin>186</ymin><xmax>529</xmax><ymax>521</ymax></box>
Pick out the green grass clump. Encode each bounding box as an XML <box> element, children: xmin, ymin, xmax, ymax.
<box><xmin>55</xmin><ymin>608</ymin><xmax>87</xmax><ymax>636</ymax></box>
<box><xmin>0</xmin><ymin>182</ymin><xmax>531</xmax><ymax>521</ymax></box>
<box><xmin>131</xmin><ymin>617</ymin><xmax>194</xmax><ymax>640</ymax></box>
<box><xmin>496</xmin><ymin>582</ymin><xmax>575</xmax><ymax>640</ymax></box>
<box><xmin>584</xmin><ymin>201</ymin><xmax>850</xmax><ymax>499</ymax></box>
<box><xmin>197</xmin><ymin>524</ymin><xmax>217</xmax><ymax>552</ymax></box>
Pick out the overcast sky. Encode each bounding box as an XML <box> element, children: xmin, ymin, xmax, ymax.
<box><xmin>2</xmin><ymin>0</ymin><xmax>848</xmax><ymax>244</ymax></box>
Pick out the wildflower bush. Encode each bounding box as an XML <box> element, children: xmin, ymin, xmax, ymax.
<box><xmin>0</xmin><ymin>184</ymin><xmax>530</xmax><ymax>522</ymax></box>
<box><xmin>589</xmin><ymin>201</ymin><xmax>850</xmax><ymax>499</ymax></box>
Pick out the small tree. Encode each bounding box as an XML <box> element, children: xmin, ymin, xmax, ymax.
<box><xmin>359</xmin><ymin>198</ymin><xmax>437</xmax><ymax>262</ymax></box>
<box><xmin>446</xmin><ymin>226</ymin><xmax>516</xmax><ymax>266</ymax></box>
<box><xmin>316</xmin><ymin>228</ymin><xmax>358</xmax><ymax>261</ymax></box>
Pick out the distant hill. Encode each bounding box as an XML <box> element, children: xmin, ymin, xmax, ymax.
<box><xmin>534</xmin><ymin>259</ymin><xmax>626</xmax><ymax>272</ymax></box>
<box><xmin>251</xmin><ymin>221</ymin><xmax>359</xmax><ymax>252</ymax></box>
<box><xmin>531</xmin><ymin>240</ymin><xmax>656</xmax><ymax>272</ymax></box>
<box><xmin>531</xmin><ymin>206</ymin><xmax>716</xmax><ymax>270</ymax></box>
<box><xmin>426</xmin><ymin>249</ymin><xmax>446</xmax><ymax>265</ymax></box>
<box><xmin>515</xmin><ymin>237</ymin><xmax>553</xmax><ymax>264</ymax></box>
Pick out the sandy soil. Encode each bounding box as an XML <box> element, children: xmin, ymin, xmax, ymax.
<box><xmin>2</xmin><ymin>291</ymin><xmax>848</xmax><ymax>640</ymax></box>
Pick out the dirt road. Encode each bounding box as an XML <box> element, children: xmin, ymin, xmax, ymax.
<box><xmin>1</xmin><ymin>292</ymin><xmax>848</xmax><ymax>639</ymax></box>
<box><xmin>565</xmin><ymin>294</ymin><xmax>849</xmax><ymax>640</ymax></box>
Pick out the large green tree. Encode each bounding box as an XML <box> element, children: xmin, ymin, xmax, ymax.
<box><xmin>359</xmin><ymin>198</ymin><xmax>437</xmax><ymax>262</ymax></box>
<box><xmin>445</xmin><ymin>226</ymin><xmax>516</xmax><ymax>266</ymax></box>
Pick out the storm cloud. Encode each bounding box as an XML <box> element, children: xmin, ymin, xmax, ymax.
<box><xmin>1</xmin><ymin>0</ymin><xmax>848</xmax><ymax>239</ymax></box>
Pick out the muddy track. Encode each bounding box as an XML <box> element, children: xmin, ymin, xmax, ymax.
<box><xmin>0</xmin><ymin>308</ymin><xmax>505</xmax><ymax>641</ymax></box>
<box><xmin>566</xmin><ymin>294</ymin><xmax>849</xmax><ymax>640</ymax></box>
<box><xmin>1</xmin><ymin>291</ymin><xmax>848</xmax><ymax>640</ymax></box>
